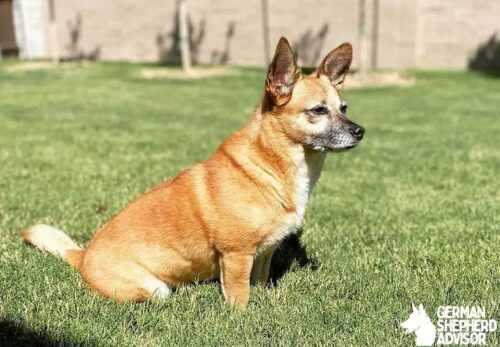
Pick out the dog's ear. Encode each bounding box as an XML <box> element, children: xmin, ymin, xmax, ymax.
<box><xmin>412</xmin><ymin>303</ymin><xmax>418</xmax><ymax>313</ymax></box>
<box><xmin>266</xmin><ymin>37</ymin><xmax>301</xmax><ymax>106</ymax></box>
<box><xmin>317</xmin><ymin>43</ymin><xmax>352</xmax><ymax>91</ymax></box>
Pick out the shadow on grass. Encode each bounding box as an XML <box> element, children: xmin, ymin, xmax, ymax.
<box><xmin>269</xmin><ymin>230</ymin><xmax>319</xmax><ymax>284</ymax></box>
<box><xmin>202</xmin><ymin>230</ymin><xmax>318</xmax><ymax>287</ymax></box>
<box><xmin>0</xmin><ymin>320</ymin><xmax>93</xmax><ymax>347</ymax></box>
<box><xmin>471</xmin><ymin>70</ymin><xmax>500</xmax><ymax>79</ymax></box>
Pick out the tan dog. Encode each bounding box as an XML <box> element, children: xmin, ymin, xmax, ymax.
<box><xmin>23</xmin><ymin>37</ymin><xmax>364</xmax><ymax>308</ymax></box>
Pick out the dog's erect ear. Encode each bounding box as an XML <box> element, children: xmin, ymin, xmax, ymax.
<box><xmin>266</xmin><ymin>37</ymin><xmax>301</xmax><ymax>106</ymax></box>
<box><xmin>317</xmin><ymin>43</ymin><xmax>352</xmax><ymax>91</ymax></box>
<box><xmin>412</xmin><ymin>303</ymin><xmax>418</xmax><ymax>313</ymax></box>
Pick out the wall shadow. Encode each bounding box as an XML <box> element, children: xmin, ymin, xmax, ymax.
<box><xmin>293</xmin><ymin>24</ymin><xmax>329</xmax><ymax>67</ymax></box>
<box><xmin>269</xmin><ymin>229</ymin><xmax>318</xmax><ymax>285</ymax></box>
<box><xmin>210</xmin><ymin>22</ymin><xmax>236</xmax><ymax>65</ymax></box>
<box><xmin>64</xmin><ymin>13</ymin><xmax>101</xmax><ymax>61</ymax></box>
<box><xmin>468</xmin><ymin>34</ymin><xmax>500</xmax><ymax>72</ymax></box>
<box><xmin>156</xmin><ymin>6</ymin><xmax>206</xmax><ymax>65</ymax></box>
<box><xmin>0</xmin><ymin>320</ymin><xmax>95</xmax><ymax>347</ymax></box>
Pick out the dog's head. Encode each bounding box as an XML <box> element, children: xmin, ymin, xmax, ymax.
<box><xmin>264</xmin><ymin>37</ymin><xmax>364</xmax><ymax>152</ymax></box>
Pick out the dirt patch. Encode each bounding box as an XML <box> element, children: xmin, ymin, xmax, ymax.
<box><xmin>138</xmin><ymin>66</ymin><xmax>237</xmax><ymax>80</ymax></box>
<box><xmin>345</xmin><ymin>71</ymin><xmax>415</xmax><ymax>89</ymax></box>
<box><xmin>3</xmin><ymin>62</ymin><xmax>414</xmax><ymax>88</ymax></box>
<box><xmin>4</xmin><ymin>61</ymin><xmax>92</xmax><ymax>72</ymax></box>
<box><xmin>139</xmin><ymin>67</ymin><xmax>413</xmax><ymax>86</ymax></box>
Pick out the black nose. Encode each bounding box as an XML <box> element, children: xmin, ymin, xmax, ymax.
<box><xmin>350</xmin><ymin>124</ymin><xmax>365</xmax><ymax>140</ymax></box>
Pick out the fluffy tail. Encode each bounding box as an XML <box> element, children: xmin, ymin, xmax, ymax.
<box><xmin>22</xmin><ymin>224</ymin><xmax>84</xmax><ymax>269</ymax></box>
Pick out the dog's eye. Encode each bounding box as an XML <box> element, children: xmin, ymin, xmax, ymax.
<box><xmin>340</xmin><ymin>101</ymin><xmax>348</xmax><ymax>114</ymax></box>
<box><xmin>309</xmin><ymin>106</ymin><xmax>329</xmax><ymax>115</ymax></box>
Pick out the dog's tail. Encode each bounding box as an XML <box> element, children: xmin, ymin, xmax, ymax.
<box><xmin>22</xmin><ymin>224</ymin><xmax>84</xmax><ymax>270</ymax></box>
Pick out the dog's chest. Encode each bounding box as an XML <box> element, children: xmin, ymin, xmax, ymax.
<box><xmin>258</xmin><ymin>153</ymin><xmax>326</xmax><ymax>255</ymax></box>
<box><xmin>293</xmin><ymin>155</ymin><xmax>325</xmax><ymax>227</ymax></box>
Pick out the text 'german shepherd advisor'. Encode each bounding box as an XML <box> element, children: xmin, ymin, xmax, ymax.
<box><xmin>23</xmin><ymin>37</ymin><xmax>364</xmax><ymax>308</ymax></box>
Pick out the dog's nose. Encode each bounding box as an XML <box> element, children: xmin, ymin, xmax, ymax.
<box><xmin>350</xmin><ymin>125</ymin><xmax>365</xmax><ymax>140</ymax></box>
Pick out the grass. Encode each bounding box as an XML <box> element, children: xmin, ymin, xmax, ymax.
<box><xmin>0</xmin><ymin>62</ymin><xmax>499</xmax><ymax>346</ymax></box>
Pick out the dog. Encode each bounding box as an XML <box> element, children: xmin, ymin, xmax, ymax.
<box><xmin>23</xmin><ymin>37</ymin><xmax>364</xmax><ymax>308</ymax></box>
<box><xmin>401</xmin><ymin>304</ymin><xmax>437</xmax><ymax>346</ymax></box>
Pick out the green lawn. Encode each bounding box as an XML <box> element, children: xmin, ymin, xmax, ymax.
<box><xmin>0</xmin><ymin>62</ymin><xmax>498</xmax><ymax>346</ymax></box>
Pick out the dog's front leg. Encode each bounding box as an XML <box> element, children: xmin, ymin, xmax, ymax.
<box><xmin>220</xmin><ymin>252</ymin><xmax>253</xmax><ymax>308</ymax></box>
<box><xmin>251</xmin><ymin>247</ymin><xmax>277</xmax><ymax>287</ymax></box>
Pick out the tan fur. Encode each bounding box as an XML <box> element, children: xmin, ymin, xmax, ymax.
<box><xmin>22</xmin><ymin>38</ymin><xmax>361</xmax><ymax>308</ymax></box>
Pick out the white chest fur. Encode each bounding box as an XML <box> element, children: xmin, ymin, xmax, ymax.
<box><xmin>256</xmin><ymin>151</ymin><xmax>326</xmax><ymax>256</ymax></box>
<box><xmin>294</xmin><ymin>151</ymin><xmax>326</xmax><ymax>227</ymax></box>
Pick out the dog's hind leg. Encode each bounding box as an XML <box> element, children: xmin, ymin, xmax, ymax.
<box><xmin>143</xmin><ymin>277</ymin><xmax>172</xmax><ymax>299</ymax></box>
<box><xmin>81</xmin><ymin>254</ymin><xmax>172</xmax><ymax>301</ymax></box>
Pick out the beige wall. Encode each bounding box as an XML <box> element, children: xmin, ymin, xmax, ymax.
<box><xmin>46</xmin><ymin>0</ymin><xmax>176</xmax><ymax>61</ymax></box>
<box><xmin>46</xmin><ymin>0</ymin><xmax>361</xmax><ymax>66</ymax></box>
<box><xmin>415</xmin><ymin>0</ymin><xmax>500</xmax><ymax>69</ymax></box>
<box><xmin>40</xmin><ymin>0</ymin><xmax>500</xmax><ymax>69</ymax></box>
<box><xmin>376</xmin><ymin>0</ymin><xmax>418</xmax><ymax>68</ymax></box>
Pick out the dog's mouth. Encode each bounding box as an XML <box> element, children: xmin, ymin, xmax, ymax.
<box><xmin>308</xmin><ymin>142</ymin><xmax>360</xmax><ymax>153</ymax></box>
<box><xmin>328</xmin><ymin>143</ymin><xmax>359</xmax><ymax>153</ymax></box>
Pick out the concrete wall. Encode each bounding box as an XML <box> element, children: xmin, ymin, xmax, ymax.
<box><xmin>45</xmin><ymin>0</ymin><xmax>362</xmax><ymax>66</ymax></box>
<box><xmin>44</xmin><ymin>0</ymin><xmax>176</xmax><ymax>61</ymax></box>
<box><xmin>376</xmin><ymin>0</ymin><xmax>418</xmax><ymax>68</ymax></box>
<box><xmin>415</xmin><ymin>0</ymin><xmax>500</xmax><ymax>69</ymax></box>
<box><xmin>16</xmin><ymin>0</ymin><xmax>500</xmax><ymax>69</ymax></box>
